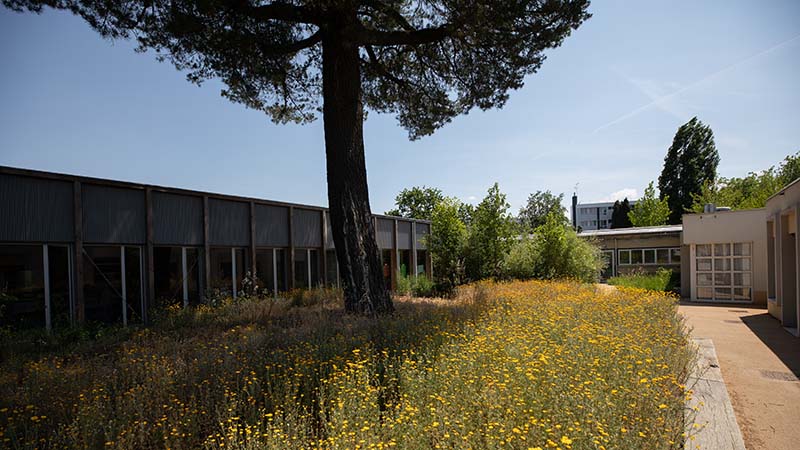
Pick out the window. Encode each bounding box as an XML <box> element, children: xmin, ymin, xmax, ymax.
<box><xmin>618</xmin><ymin>247</ymin><xmax>681</xmax><ymax>266</ymax></box>
<box><xmin>416</xmin><ymin>250</ymin><xmax>428</xmax><ymax>276</ymax></box>
<box><xmin>398</xmin><ymin>250</ymin><xmax>412</xmax><ymax>278</ymax></box>
<box><xmin>293</xmin><ymin>249</ymin><xmax>321</xmax><ymax>289</ymax></box>
<box><xmin>210</xmin><ymin>248</ymin><xmax>248</xmax><ymax>297</ymax></box>
<box><xmin>694</xmin><ymin>242</ymin><xmax>752</xmax><ymax>301</ymax></box>
<box><xmin>83</xmin><ymin>246</ymin><xmax>123</xmax><ymax>323</ymax></box>
<box><xmin>257</xmin><ymin>249</ymin><xmax>287</xmax><ymax>293</ymax></box>
<box><xmin>325</xmin><ymin>250</ymin><xmax>339</xmax><ymax>287</ymax></box>
<box><xmin>381</xmin><ymin>250</ymin><xmax>393</xmax><ymax>289</ymax></box>
<box><xmin>0</xmin><ymin>245</ymin><xmax>45</xmax><ymax>328</ymax></box>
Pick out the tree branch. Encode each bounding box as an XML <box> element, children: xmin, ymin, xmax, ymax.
<box><xmin>361</xmin><ymin>0</ymin><xmax>414</xmax><ymax>31</ymax></box>
<box><xmin>355</xmin><ymin>23</ymin><xmax>454</xmax><ymax>46</ymax></box>
<box><xmin>236</xmin><ymin>1</ymin><xmax>322</xmax><ymax>25</ymax></box>
<box><xmin>259</xmin><ymin>30</ymin><xmax>322</xmax><ymax>55</ymax></box>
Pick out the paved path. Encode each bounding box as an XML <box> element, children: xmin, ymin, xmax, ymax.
<box><xmin>678</xmin><ymin>303</ymin><xmax>800</xmax><ymax>450</ymax></box>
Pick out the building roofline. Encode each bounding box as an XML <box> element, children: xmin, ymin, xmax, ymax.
<box><xmin>765</xmin><ymin>176</ymin><xmax>800</xmax><ymax>203</ymax></box>
<box><xmin>0</xmin><ymin>165</ymin><xmax>431</xmax><ymax>224</ymax></box>
<box><xmin>578</xmin><ymin>224</ymin><xmax>682</xmax><ymax>237</ymax></box>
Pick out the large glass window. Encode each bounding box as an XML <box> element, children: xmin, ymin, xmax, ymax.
<box><xmin>154</xmin><ymin>247</ymin><xmax>182</xmax><ymax>305</ymax></box>
<box><xmin>275</xmin><ymin>249</ymin><xmax>287</xmax><ymax>292</ymax></box>
<box><xmin>210</xmin><ymin>248</ymin><xmax>248</xmax><ymax>296</ymax></box>
<box><xmin>416</xmin><ymin>250</ymin><xmax>428</xmax><ymax>276</ymax></box>
<box><xmin>309</xmin><ymin>249</ymin><xmax>320</xmax><ymax>287</ymax></box>
<box><xmin>83</xmin><ymin>246</ymin><xmax>123</xmax><ymax>323</ymax></box>
<box><xmin>256</xmin><ymin>249</ymin><xmax>275</xmax><ymax>294</ymax></box>
<box><xmin>0</xmin><ymin>245</ymin><xmax>45</xmax><ymax>328</ymax></box>
<box><xmin>48</xmin><ymin>245</ymin><xmax>72</xmax><ymax>328</ymax></box>
<box><xmin>695</xmin><ymin>242</ymin><xmax>752</xmax><ymax>301</ymax></box>
<box><xmin>381</xmin><ymin>250</ymin><xmax>393</xmax><ymax>289</ymax></box>
<box><xmin>294</xmin><ymin>249</ymin><xmax>308</xmax><ymax>288</ymax></box>
<box><xmin>124</xmin><ymin>247</ymin><xmax>144</xmax><ymax>323</ymax></box>
<box><xmin>398</xmin><ymin>250</ymin><xmax>412</xmax><ymax>279</ymax></box>
<box><xmin>325</xmin><ymin>250</ymin><xmax>339</xmax><ymax>287</ymax></box>
<box><xmin>618</xmin><ymin>248</ymin><xmax>681</xmax><ymax>266</ymax></box>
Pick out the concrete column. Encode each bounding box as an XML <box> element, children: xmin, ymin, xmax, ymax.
<box><xmin>249</xmin><ymin>201</ymin><xmax>257</xmax><ymax>279</ymax></box>
<box><xmin>203</xmin><ymin>196</ymin><xmax>211</xmax><ymax>295</ymax></box>
<box><xmin>321</xmin><ymin>211</ymin><xmax>328</xmax><ymax>286</ymax></box>
<box><xmin>288</xmin><ymin>206</ymin><xmax>295</xmax><ymax>289</ymax></box>
<box><xmin>144</xmin><ymin>188</ymin><xmax>155</xmax><ymax>324</ymax></box>
<box><xmin>411</xmin><ymin>221</ymin><xmax>418</xmax><ymax>279</ymax></box>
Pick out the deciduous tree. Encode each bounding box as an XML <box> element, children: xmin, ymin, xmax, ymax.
<box><xmin>518</xmin><ymin>190</ymin><xmax>566</xmax><ymax>231</ymax></box>
<box><xmin>5</xmin><ymin>0</ymin><xmax>590</xmax><ymax>313</ymax></box>
<box><xmin>628</xmin><ymin>182</ymin><xmax>670</xmax><ymax>227</ymax></box>
<box><xmin>465</xmin><ymin>183</ymin><xmax>515</xmax><ymax>280</ymax></box>
<box><xmin>385</xmin><ymin>186</ymin><xmax>443</xmax><ymax>220</ymax></box>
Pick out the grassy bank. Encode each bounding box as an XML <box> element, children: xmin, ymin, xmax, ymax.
<box><xmin>1</xmin><ymin>281</ymin><xmax>693</xmax><ymax>449</ymax></box>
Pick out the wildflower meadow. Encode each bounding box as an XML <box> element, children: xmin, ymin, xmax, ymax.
<box><xmin>0</xmin><ymin>281</ymin><xmax>694</xmax><ymax>449</ymax></box>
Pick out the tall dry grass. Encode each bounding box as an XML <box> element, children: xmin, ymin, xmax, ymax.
<box><xmin>0</xmin><ymin>281</ymin><xmax>693</xmax><ymax>449</ymax></box>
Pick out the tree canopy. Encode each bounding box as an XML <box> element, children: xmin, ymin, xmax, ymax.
<box><xmin>691</xmin><ymin>151</ymin><xmax>800</xmax><ymax>212</ymax></box>
<box><xmin>628</xmin><ymin>182</ymin><xmax>670</xmax><ymax>227</ymax></box>
<box><xmin>518</xmin><ymin>190</ymin><xmax>566</xmax><ymax>231</ymax></box>
<box><xmin>385</xmin><ymin>186</ymin><xmax>444</xmax><ymax>220</ymax></box>
<box><xmin>5</xmin><ymin>0</ymin><xmax>591</xmax><ymax>314</ymax></box>
<box><xmin>610</xmin><ymin>198</ymin><xmax>632</xmax><ymax>228</ymax></box>
<box><xmin>658</xmin><ymin>117</ymin><xmax>719</xmax><ymax>224</ymax></box>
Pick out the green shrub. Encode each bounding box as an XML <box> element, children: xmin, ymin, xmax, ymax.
<box><xmin>608</xmin><ymin>268</ymin><xmax>676</xmax><ymax>291</ymax></box>
<box><xmin>503</xmin><ymin>212</ymin><xmax>605</xmax><ymax>283</ymax></box>
<box><xmin>395</xmin><ymin>275</ymin><xmax>437</xmax><ymax>298</ymax></box>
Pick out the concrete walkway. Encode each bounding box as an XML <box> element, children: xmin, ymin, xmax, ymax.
<box><xmin>679</xmin><ymin>302</ymin><xmax>800</xmax><ymax>450</ymax></box>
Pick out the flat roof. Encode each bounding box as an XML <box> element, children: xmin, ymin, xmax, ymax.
<box><xmin>578</xmin><ymin>224</ymin><xmax>682</xmax><ymax>237</ymax></box>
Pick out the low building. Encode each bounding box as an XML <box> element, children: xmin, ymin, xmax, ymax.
<box><xmin>0</xmin><ymin>166</ymin><xmax>431</xmax><ymax>330</ymax></box>
<box><xmin>764</xmin><ymin>178</ymin><xmax>800</xmax><ymax>335</ymax></box>
<box><xmin>577</xmin><ymin>225</ymin><xmax>685</xmax><ymax>287</ymax></box>
<box><xmin>681</xmin><ymin>208</ymin><xmax>767</xmax><ymax>305</ymax></box>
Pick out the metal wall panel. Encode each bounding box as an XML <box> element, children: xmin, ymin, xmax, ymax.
<box><xmin>255</xmin><ymin>204</ymin><xmax>289</xmax><ymax>247</ymax></box>
<box><xmin>82</xmin><ymin>184</ymin><xmax>146</xmax><ymax>244</ymax></box>
<box><xmin>0</xmin><ymin>174</ymin><xmax>73</xmax><ymax>242</ymax></box>
<box><xmin>209</xmin><ymin>198</ymin><xmax>250</xmax><ymax>246</ymax></box>
<box><xmin>415</xmin><ymin>223</ymin><xmax>430</xmax><ymax>249</ymax></box>
<box><xmin>293</xmin><ymin>209</ymin><xmax>322</xmax><ymax>247</ymax></box>
<box><xmin>397</xmin><ymin>221</ymin><xmax>412</xmax><ymax>250</ymax></box>
<box><xmin>152</xmin><ymin>192</ymin><xmax>203</xmax><ymax>245</ymax></box>
<box><xmin>376</xmin><ymin>218</ymin><xmax>394</xmax><ymax>249</ymax></box>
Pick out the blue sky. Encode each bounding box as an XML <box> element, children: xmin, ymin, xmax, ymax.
<box><xmin>1</xmin><ymin>1</ymin><xmax>798</xmax><ymax>214</ymax></box>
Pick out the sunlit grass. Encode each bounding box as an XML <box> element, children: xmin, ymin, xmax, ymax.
<box><xmin>0</xmin><ymin>281</ymin><xmax>693</xmax><ymax>449</ymax></box>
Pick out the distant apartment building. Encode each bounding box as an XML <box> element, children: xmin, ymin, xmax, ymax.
<box><xmin>571</xmin><ymin>195</ymin><xmax>637</xmax><ymax>231</ymax></box>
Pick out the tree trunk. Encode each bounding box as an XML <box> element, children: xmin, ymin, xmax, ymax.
<box><xmin>322</xmin><ymin>24</ymin><xmax>393</xmax><ymax>314</ymax></box>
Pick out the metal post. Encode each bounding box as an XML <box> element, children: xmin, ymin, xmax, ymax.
<box><xmin>182</xmin><ymin>247</ymin><xmax>189</xmax><ymax>307</ymax></box>
<box><xmin>288</xmin><ymin>206</ymin><xmax>295</xmax><ymax>289</ymax></box>
<box><xmin>121</xmin><ymin>246</ymin><xmax>127</xmax><ymax>326</ymax></box>
<box><xmin>144</xmin><ymin>188</ymin><xmax>155</xmax><ymax>325</ymax></box>
<box><xmin>231</xmin><ymin>247</ymin><xmax>237</xmax><ymax>299</ymax></box>
<box><xmin>307</xmin><ymin>249</ymin><xmax>312</xmax><ymax>288</ymax></box>
<box><xmin>73</xmin><ymin>181</ymin><xmax>85</xmax><ymax>323</ymax></box>
<box><xmin>43</xmin><ymin>244</ymin><xmax>51</xmax><ymax>332</ymax></box>
<box><xmin>272</xmin><ymin>248</ymin><xmax>278</xmax><ymax>298</ymax></box>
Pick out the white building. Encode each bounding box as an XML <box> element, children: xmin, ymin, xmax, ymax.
<box><xmin>572</xmin><ymin>199</ymin><xmax>637</xmax><ymax>231</ymax></box>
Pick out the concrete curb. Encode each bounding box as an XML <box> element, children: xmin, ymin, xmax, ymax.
<box><xmin>685</xmin><ymin>338</ymin><xmax>746</xmax><ymax>450</ymax></box>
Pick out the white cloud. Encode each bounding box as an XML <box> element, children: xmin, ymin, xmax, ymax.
<box><xmin>597</xmin><ymin>188</ymin><xmax>638</xmax><ymax>203</ymax></box>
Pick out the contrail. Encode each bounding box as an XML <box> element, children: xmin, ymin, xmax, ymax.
<box><xmin>592</xmin><ymin>33</ymin><xmax>800</xmax><ymax>134</ymax></box>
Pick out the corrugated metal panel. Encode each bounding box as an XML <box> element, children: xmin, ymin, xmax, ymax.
<box><xmin>152</xmin><ymin>192</ymin><xmax>203</xmax><ymax>245</ymax></box>
<box><xmin>0</xmin><ymin>174</ymin><xmax>73</xmax><ymax>242</ymax></box>
<box><xmin>325</xmin><ymin>212</ymin><xmax>335</xmax><ymax>249</ymax></box>
<box><xmin>255</xmin><ymin>204</ymin><xmax>289</xmax><ymax>247</ymax></box>
<box><xmin>209</xmin><ymin>198</ymin><xmax>250</xmax><ymax>246</ymax></box>
<box><xmin>82</xmin><ymin>184</ymin><xmax>146</xmax><ymax>244</ymax></box>
<box><xmin>376</xmin><ymin>218</ymin><xmax>394</xmax><ymax>249</ymax></box>
<box><xmin>415</xmin><ymin>222</ymin><xmax>430</xmax><ymax>249</ymax></box>
<box><xmin>293</xmin><ymin>209</ymin><xmax>322</xmax><ymax>248</ymax></box>
<box><xmin>397</xmin><ymin>221</ymin><xmax>412</xmax><ymax>250</ymax></box>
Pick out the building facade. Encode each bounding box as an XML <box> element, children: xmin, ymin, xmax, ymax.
<box><xmin>577</xmin><ymin>225</ymin><xmax>685</xmax><ymax>288</ymax></box>
<box><xmin>0</xmin><ymin>166</ymin><xmax>431</xmax><ymax>330</ymax></box>
<box><xmin>573</xmin><ymin>200</ymin><xmax>637</xmax><ymax>231</ymax></box>
<box><xmin>764</xmin><ymin>178</ymin><xmax>800</xmax><ymax>335</ymax></box>
<box><xmin>682</xmin><ymin>209</ymin><xmax>767</xmax><ymax>305</ymax></box>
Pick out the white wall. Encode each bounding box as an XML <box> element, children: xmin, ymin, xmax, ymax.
<box><xmin>682</xmin><ymin>209</ymin><xmax>768</xmax><ymax>304</ymax></box>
